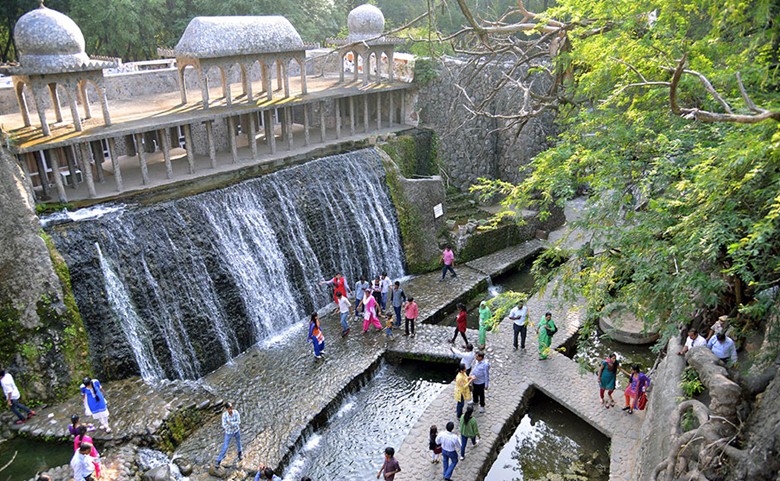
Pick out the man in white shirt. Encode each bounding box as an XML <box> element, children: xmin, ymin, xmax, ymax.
<box><xmin>336</xmin><ymin>292</ymin><xmax>351</xmax><ymax>337</ymax></box>
<box><xmin>435</xmin><ymin>421</ymin><xmax>461</xmax><ymax>481</ymax></box>
<box><xmin>1</xmin><ymin>369</ymin><xmax>35</xmax><ymax>424</ymax></box>
<box><xmin>677</xmin><ymin>328</ymin><xmax>707</xmax><ymax>356</ymax></box>
<box><xmin>380</xmin><ymin>273</ymin><xmax>392</xmax><ymax>312</ymax></box>
<box><xmin>450</xmin><ymin>343</ymin><xmax>475</xmax><ymax>373</ymax></box>
<box><xmin>509</xmin><ymin>302</ymin><xmax>529</xmax><ymax>350</ymax></box>
<box><xmin>70</xmin><ymin>443</ymin><xmax>97</xmax><ymax>481</ymax></box>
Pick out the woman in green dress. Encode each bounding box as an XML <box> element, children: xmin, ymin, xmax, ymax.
<box><xmin>478</xmin><ymin>301</ymin><xmax>491</xmax><ymax>349</ymax></box>
<box><xmin>536</xmin><ymin>312</ymin><xmax>556</xmax><ymax>360</ymax></box>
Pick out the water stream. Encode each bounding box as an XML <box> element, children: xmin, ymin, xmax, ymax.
<box><xmin>47</xmin><ymin>149</ymin><xmax>404</xmax><ymax>381</ymax></box>
<box><xmin>0</xmin><ymin>438</ymin><xmax>72</xmax><ymax>481</ymax></box>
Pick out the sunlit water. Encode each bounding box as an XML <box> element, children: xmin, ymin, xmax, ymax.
<box><xmin>486</xmin><ymin>394</ymin><xmax>610</xmax><ymax>481</ymax></box>
<box><xmin>0</xmin><ymin>437</ymin><xmax>72</xmax><ymax>481</ymax></box>
<box><xmin>282</xmin><ymin>362</ymin><xmax>451</xmax><ymax>481</ymax></box>
<box><xmin>573</xmin><ymin>328</ymin><xmax>657</xmax><ymax>374</ymax></box>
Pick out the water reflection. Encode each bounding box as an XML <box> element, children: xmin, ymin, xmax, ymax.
<box><xmin>486</xmin><ymin>394</ymin><xmax>609</xmax><ymax>481</ymax></box>
<box><xmin>574</xmin><ymin>328</ymin><xmax>657</xmax><ymax>373</ymax></box>
<box><xmin>282</xmin><ymin>362</ymin><xmax>451</xmax><ymax>481</ymax></box>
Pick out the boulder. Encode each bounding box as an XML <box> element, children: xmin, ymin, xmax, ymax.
<box><xmin>142</xmin><ymin>464</ymin><xmax>174</xmax><ymax>481</ymax></box>
<box><xmin>174</xmin><ymin>457</ymin><xmax>194</xmax><ymax>476</ymax></box>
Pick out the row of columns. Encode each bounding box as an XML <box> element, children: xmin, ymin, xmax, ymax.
<box><xmin>178</xmin><ymin>56</ymin><xmax>308</xmax><ymax>108</ymax></box>
<box><xmin>13</xmin><ymin>78</ymin><xmax>111</xmax><ymax>137</ymax></box>
<box><xmin>24</xmin><ymin>91</ymin><xmax>407</xmax><ymax>203</ymax></box>
<box><xmin>338</xmin><ymin>48</ymin><xmax>395</xmax><ymax>86</ymax></box>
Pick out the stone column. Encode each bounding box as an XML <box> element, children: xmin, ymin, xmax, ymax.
<box><xmin>349</xmin><ymin>96</ymin><xmax>355</xmax><ymax>136</ymax></box>
<box><xmin>200</xmin><ymin>69</ymin><xmax>210</xmax><ymax>108</ymax></box>
<box><xmin>283</xmin><ymin>62</ymin><xmax>291</xmax><ymax>98</ymax></box>
<box><xmin>205</xmin><ymin>121</ymin><xmax>216</xmax><ymax>168</ymax></box>
<box><xmin>241</xmin><ymin>64</ymin><xmax>253</xmax><ymax>101</ymax></box>
<box><xmin>285</xmin><ymin>107</ymin><xmax>294</xmax><ymax>150</ymax></box>
<box><xmin>34</xmin><ymin>151</ymin><xmax>51</xmax><ymax>200</ymax></box>
<box><xmin>335</xmin><ymin>99</ymin><xmax>341</xmax><ymax>139</ymax></box>
<box><xmin>227</xmin><ymin>117</ymin><xmax>239</xmax><ymax>163</ymax></box>
<box><xmin>263</xmin><ymin>62</ymin><xmax>273</xmax><ymax>101</ymax></box>
<box><xmin>276</xmin><ymin>61</ymin><xmax>283</xmax><ymax>91</ymax></box>
<box><xmin>221</xmin><ymin>67</ymin><xmax>232</xmax><ymax>106</ymax></box>
<box><xmin>133</xmin><ymin>134</ymin><xmax>150</xmax><ymax>185</ymax></box>
<box><xmin>99</xmin><ymin>87</ymin><xmax>112</xmax><ymax>127</ymax></box>
<box><xmin>279</xmin><ymin>108</ymin><xmax>288</xmax><ymax>141</ymax></box>
<box><xmin>65</xmin><ymin>88</ymin><xmax>83</xmax><ymax>132</ymax></box>
<box><xmin>78</xmin><ymin>143</ymin><xmax>97</xmax><ymax>197</ymax></box>
<box><xmin>79</xmin><ymin>82</ymin><xmax>92</xmax><ymax>119</ymax></box>
<box><xmin>400</xmin><ymin>91</ymin><xmax>406</xmax><ymax>125</ymax></box>
<box><xmin>183</xmin><ymin>124</ymin><xmax>196</xmax><ymax>174</ymax></box>
<box><xmin>353</xmin><ymin>51</ymin><xmax>360</xmax><ymax>82</ymax></box>
<box><xmin>363</xmin><ymin>94</ymin><xmax>369</xmax><ymax>133</ymax></box>
<box><xmin>339</xmin><ymin>52</ymin><xmax>345</xmax><ymax>83</ymax></box>
<box><xmin>247</xmin><ymin>113</ymin><xmax>258</xmax><ymax>159</ymax></box>
<box><xmin>178</xmin><ymin>67</ymin><xmax>188</xmax><ymax>104</ymax></box>
<box><xmin>33</xmin><ymin>88</ymin><xmax>51</xmax><ymax>136</ymax></box>
<box><xmin>389</xmin><ymin>92</ymin><xmax>395</xmax><ymax>127</ymax></box>
<box><xmin>300</xmin><ymin>57</ymin><xmax>308</xmax><ymax>95</ymax></box>
<box><xmin>160</xmin><ymin>128</ymin><xmax>173</xmax><ymax>178</ymax></box>
<box><xmin>265</xmin><ymin>110</ymin><xmax>276</xmax><ymax>154</ymax></box>
<box><xmin>89</xmin><ymin>141</ymin><xmax>105</xmax><ymax>183</ymax></box>
<box><xmin>260</xmin><ymin>62</ymin><xmax>268</xmax><ymax>96</ymax></box>
<box><xmin>319</xmin><ymin>101</ymin><xmax>327</xmax><ymax>143</ymax></box>
<box><xmin>63</xmin><ymin>146</ymin><xmax>79</xmax><ymax>188</ymax></box>
<box><xmin>107</xmin><ymin>137</ymin><xmax>123</xmax><ymax>191</ymax></box>
<box><xmin>303</xmin><ymin>104</ymin><xmax>310</xmax><ymax>146</ymax></box>
<box><xmin>377</xmin><ymin>92</ymin><xmax>382</xmax><ymax>130</ymax></box>
<box><xmin>47</xmin><ymin>149</ymin><xmax>68</xmax><ymax>203</ymax></box>
<box><xmin>363</xmin><ymin>53</ymin><xmax>371</xmax><ymax>86</ymax></box>
<box><xmin>48</xmin><ymin>84</ymin><xmax>63</xmax><ymax>123</ymax></box>
<box><xmin>14</xmin><ymin>83</ymin><xmax>31</xmax><ymax>127</ymax></box>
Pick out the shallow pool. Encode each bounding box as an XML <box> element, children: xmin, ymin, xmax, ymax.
<box><xmin>486</xmin><ymin>393</ymin><xmax>610</xmax><ymax>481</ymax></box>
<box><xmin>574</xmin><ymin>327</ymin><xmax>657</xmax><ymax>373</ymax></box>
<box><xmin>0</xmin><ymin>436</ymin><xmax>72</xmax><ymax>481</ymax></box>
<box><xmin>281</xmin><ymin>361</ymin><xmax>452</xmax><ymax>481</ymax></box>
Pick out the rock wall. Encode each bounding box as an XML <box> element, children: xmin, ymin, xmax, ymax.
<box><xmin>0</xmin><ymin>147</ymin><xmax>89</xmax><ymax>400</ymax></box>
<box><xmin>637</xmin><ymin>337</ymin><xmax>685</xmax><ymax>481</ymax></box>
<box><xmin>413</xmin><ymin>56</ymin><xmax>557</xmax><ymax>189</ymax></box>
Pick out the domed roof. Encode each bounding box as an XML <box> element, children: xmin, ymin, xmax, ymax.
<box><xmin>347</xmin><ymin>4</ymin><xmax>385</xmax><ymax>42</ymax></box>
<box><xmin>14</xmin><ymin>6</ymin><xmax>90</xmax><ymax>73</ymax></box>
<box><xmin>175</xmin><ymin>16</ymin><xmax>305</xmax><ymax>58</ymax></box>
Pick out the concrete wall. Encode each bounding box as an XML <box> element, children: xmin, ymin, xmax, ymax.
<box><xmin>413</xmin><ymin>56</ymin><xmax>556</xmax><ymax>190</ymax></box>
<box><xmin>637</xmin><ymin>338</ymin><xmax>685</xmax><ymax>481</ymax></box>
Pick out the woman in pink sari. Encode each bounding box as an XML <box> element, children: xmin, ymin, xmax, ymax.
<box><xmin>360</xmin><ymin>288</ymin><xmax>382</xmax><ymax>333</ymax></box>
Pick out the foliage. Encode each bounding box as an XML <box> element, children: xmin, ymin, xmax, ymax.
<box><xmin>413</xmin><ymin>57</ymin><xmax>440</xmax><ymax>86</ymax></box>
<box><xmin>35</xmin><ymin>202</ymin><xmax>74</xmax><ymax>216</ymax></box>
<box><xmin>484</xmin><ymin>290</ymin><xmax>528</xmax><ymax>332</ymax></box>
<box><xmin>472</xmin><ymin>0</ymin><xmax>780</xmax><ymax>341</ymax></box>
<box><xmin>680</xmin><ymin>366</ymin><xmax>705</xmax><ymax>399</ymax></box>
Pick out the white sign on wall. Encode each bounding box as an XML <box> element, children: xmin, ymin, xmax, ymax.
<box><xmin>433</xmin><ymin>203</ymin><xmax>444</xmax><ymax>219</ymax></box>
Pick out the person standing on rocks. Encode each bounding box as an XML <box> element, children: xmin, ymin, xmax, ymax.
<box><xmin>440</xmin><ymin>246</ymin><xmax>457</xmax><ymax>281</ymax></box>
<box><xmin>320</xmin><ymin>273</ymin><xmax>350</xmax><ymax>304</ymax></box>
<box><xmin>454</xmin><ymin>363</ymin><xmax>474</xmax><ymax>419</ymax></box>
<box><xmin>677</xmin><ymin>328</ymin><xmax>707</xmax><ymax>356</ymax></box>
<box><xmin>354</xmin><ymin>276</ymin><xmax>370</xmax><ymax>321</ymax></box>
<box><xmin>471</xmin><ymin>352</ymin><xmax>490</xmax><ymax>413</ymax></box>
<box><xmin>80</xmin><ymin>377</ymin><xmax>110</xmax><ymax>433</ymax></box>
<box><xmin>1</xmin><ymin>368</ymin><xmax>36</xmax><ymax>425</ymax></box>
<box><xmin>536</xmin><ymin>312</ymin><xmax>556</xmax><ymax>360</ymax></box>
<box><xmin>70</xmin><ymin>442</ymin><xmax>97</xmax><ymax>481</ymax></box>
<box><xmin>389</xmin><ymin>281</ymin><xmax>406</xmax><ymax>327</ymax></box>
<box><xmin>307</xmin><ymin>313</ymin><xmax>326</xmax><ymax>359</ymax></box>
<box><xmin>73</xmin><ymin>425</ymin><xmax>101</xmax><ymax>478</ymax></box>
<box><xmin>509</xmin><ymin>301</ymin><xmax>529</xmax><ymax>350</ymax></box>
<box><xmin>449</xmin><ymin>303</ymin><xmax>469</xmax><ymax>346</ymax></box>
<box><xmin>435</xmin><ymin>421</ymin><xmax>461</xmax><ymax>481</ymax></box>
<box><xmin>403</xmin><ymin>297</ymin><xmax>418</xmax><ymax>337</ymax></box>
<box><xmin>336</xmin><ymin>292</ymin><xmax>351</xmax><ymax>337</ymax></box>
<box><xmin>360</xmin><ymin>288</ymin><xmax>383</xmax><ymax>333</ymax></box>
<box><xmin>215</xmin><ymin>402</ymin><xmax>242</xmax><ymax>468</ymax></box>
<box><xmin>478</xmin><ymin>301</ymin><xmax>492</xmax><ymax>349</ymax></box>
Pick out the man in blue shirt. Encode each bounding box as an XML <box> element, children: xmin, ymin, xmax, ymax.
<box><xmin>471</xmin><ymin>352</ymin><xmax>490</xmax><ymax>413</ymax></box>
<box><xmin>707</xmin><ymin>333</ymin><xmax>737</xmax><ymax>366</ymax></box>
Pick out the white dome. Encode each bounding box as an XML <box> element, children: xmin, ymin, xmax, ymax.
<box><xmin>347</xmin><ymin>4</ymin><xmax>385</xmax><ymax>41</ymax></box>
<box><xmin>14</xmin><ymin>6</ymin><xmax>90</xmax><ymax>73</ymax></box>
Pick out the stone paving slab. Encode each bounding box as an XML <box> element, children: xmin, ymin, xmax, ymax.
<box><xmin>464</xmin><ymin>239</ymin><xmax>544</xmax><ymax>277</ymax></box>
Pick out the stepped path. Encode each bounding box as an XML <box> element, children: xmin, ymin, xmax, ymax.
<box><xmin>21</xmin><ymin>197</ymin><xmax>641</xmax><ymax>481</ymax></box>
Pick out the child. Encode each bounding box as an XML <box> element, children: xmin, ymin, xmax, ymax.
<box><xmin>68</xmin><ymin>414</ymin><xmax>80</xmax><ymax>437</ymax></box>
<box><xmin>429</xmin><ymin>425</ymin><xmax>442</xmax><ymax>463</ymax></box>
<box><xmin>376</xmin><ymin>446</ymin><xmax>401</xmax><ymax>480</ymax></box>
<box><xmin>385</xmin><ymin>314</ymin><xmax>394</xmax><ymax>338</ymax></box>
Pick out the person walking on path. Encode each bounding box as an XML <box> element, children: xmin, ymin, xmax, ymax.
<box><xmin>436</xmin><ymin>421</ymin><xmax>461</xmax><ymax>481</ymax></box>
<box><xmin>622</xmin><ymin>364</ymin><xmax>650</xmax><ymax>414</ymax></box>
<box><xmin>380</xmin><ymin>273</ymin><xmax>392</xmax><ymax>312</ymax></box>
<box><xmin>70</xmin><ymin>443</ymin><xmax>97</xmax><ymax>481</ymax></box>
<box><xmin>320</xmin><ymin>273</ymin><xmax>350</xmax><ymax>304</ymax></box>
<box><xmin>389</xmin><ymin>281</ymin><xmax>406</xmax><ymax>327</ymax></box>
<box><xmin>307</xmin><ymin>313</ymin><xmax>326</xmax><ymax>359</ymax></box>
<box><xmin>450</xmin><ymin>343</ymin><xmax>475</xmax><ymax>374</ymax></box>
<box><xmin>428</xmin><ymin>425</ymin><xmax>442</xmax><ymax>463</ymax></box>
<box><xmin>440</xmin><ymin>246</ymin><xmax>457</xmax><ymax>281</ymax></box>
<box><xmin>359</xmin><ymin>289</ymin><xmax>383</xmax><ymax>333</ymax></box>
<box><xmin>335</xmin><ymin>292</ymin><xmax>351</xmax><ymax>337</ymax></box>
<box><xmin>1</xmin><ymin>369</ymin><xmax>35</xmax><ymax>425</ymax></box>
<box><xmin>478</xmin><ymin>301</ymin><xmax>492</xmax><ymax>349</ymax></box>
<box><xmin>403</xmin><ymin>297</ymin><xmax>418</xmax><ymax>337</ymax></box>
<box><xmin>81</xmin><ymin>377</ymin><xmax>110</xmax><ymax>433</ymax></box>
<box><xmin>371</xmin><ymin>276</ymin><xmax>383</xmax><ymax>311</ymax></box>
<box><xmin>597</xmin><ymin>354</ymin><xmax>619</xmax><ymax>408</ymax></box>
<box><xmin>450</xmin><ymin>303</ymin><xmax>469</xmax><ymax>345</ymax></box>
<box><xmin>454</xmin><ymin>363</ymin><xmax>475</xmax><ymax>419</ymax></box>
<box><xmin>536</xmin><ymin>312</ymin><xmax>557</xmax><ymax>360</ymax></box>
<box><xmin>458</xmin><ymin>406</ymin><xmax>480</xmax><ymax>460</ymax></box>
<box><xmin>509</xmin><ymin>301</ymin><xmax>529</xmax><ymax>350</ymax></box>
<box><xmin>354</xmin><ymin>276</ymin><xmax>370</xmax><ymax>320</ymax></box>
<box><xmin>376</xmin><ymin>446</ymin><xmax>401</xmax><ymax>480</ymax></box>
<box><xmin>677</xmin><ymin>328</ymin><xmax>707</xmax><ymax>356</ymax></box>
<box><xmin>215</xmin><ymin>402</ymin><xmax>242</xmax><ymax>468</ymax></box>
<box><xmin>471</xmin><ymin>351</ymin><xmax>490</xmax><ymax>413</ymax></box>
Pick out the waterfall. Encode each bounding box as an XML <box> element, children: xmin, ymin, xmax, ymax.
<box><xmin>49</xmin><ymin>149</ymin><xmax>405</xmax><ymax>380</ymax></box>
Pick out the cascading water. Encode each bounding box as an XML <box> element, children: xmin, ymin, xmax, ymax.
<box><xmin>48</xmin><ymin>149</ymin><xmax>405</xmax><ymax>380</ymax></box>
